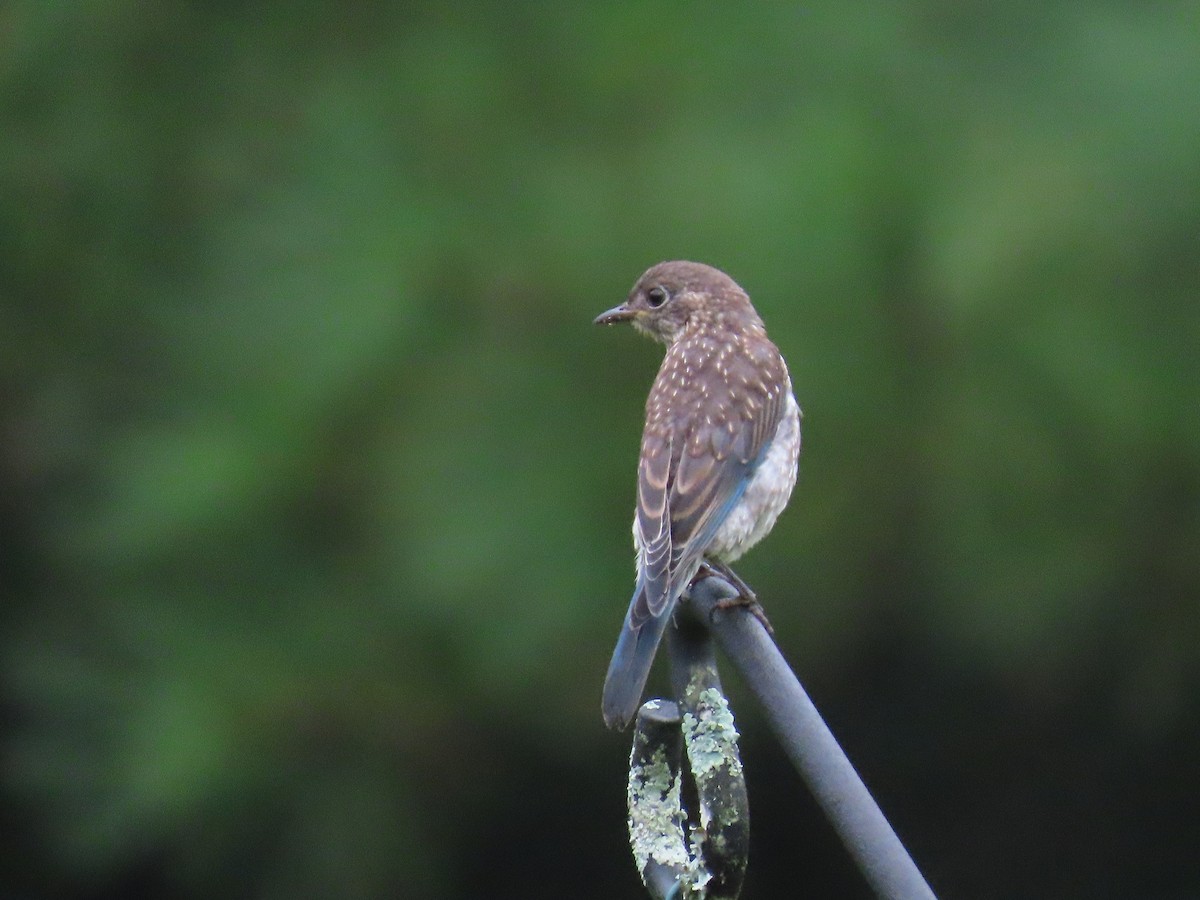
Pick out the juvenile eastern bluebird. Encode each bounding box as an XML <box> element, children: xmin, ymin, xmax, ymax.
<box><xmin>595</xmin><ymin>261</ymin><xmax>802</xmax><ymax>730</ymax></box>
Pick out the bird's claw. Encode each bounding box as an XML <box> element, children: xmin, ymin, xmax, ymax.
<box><xmin>713</xmin><ymin>595</ymin><xmax>775</xmax><ymax>634</ymax></box>
<box><xmin>695</xmin><ymin>561</ymin><xmax>775</xmax><ymax>634</ymax></box>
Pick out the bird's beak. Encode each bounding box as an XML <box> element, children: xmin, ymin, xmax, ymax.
<box><xmin>594</xmin><ymin>303</ymin><xmax>637</xmax><ymax>326</ymax></box>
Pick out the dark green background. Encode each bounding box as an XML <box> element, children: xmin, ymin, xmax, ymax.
<box><xmin>3</xmin><ymin>3</ymin><xmax>1198</xmax><ymax>897</ymax></box>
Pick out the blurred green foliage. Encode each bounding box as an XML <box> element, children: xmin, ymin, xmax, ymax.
<box><xmin>2</xmin><ymin>2</ymin><xmax>1198</xmax><ymax>897</ymax></box>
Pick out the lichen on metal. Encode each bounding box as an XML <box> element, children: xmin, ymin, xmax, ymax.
<box><xmin>627</xmin><ymin>733</ymin><xmax>715</xmax><ymax>896</ymax></box>
<box><xmin>682</xmin><ymin>687</ymin><xmax>743</xmax><ymax>779</ymax></box>
<box><xmin>682</xmin><ymin>685</ymin><xmax>748</xmax><ymax>857</ymax></box>
<box><xmin>628</xmin><ymin>743</ymin><xmax>690</xmax><ymax>872</ymax></box>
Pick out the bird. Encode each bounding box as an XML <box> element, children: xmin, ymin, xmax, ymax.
<box><xmin>595</xmin><ymin>261</ymin><xmax>801</xmax><ymax>730</ymax></box>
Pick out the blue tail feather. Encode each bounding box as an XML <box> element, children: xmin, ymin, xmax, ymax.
<box><xmin>602</xmin><ymin>587</ymin><xmax>672</xmax><ymax>729</ymax></box>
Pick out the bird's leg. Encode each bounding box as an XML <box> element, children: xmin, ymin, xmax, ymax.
<box><xmin>695</xmin><ymin>560</ymin><xmax>775</xmax><ymax>635</ymax></box>
<box><xmin>702</xmin><ymin>559</ymin><xmax>757</xmax><ymax>602</ymax></box>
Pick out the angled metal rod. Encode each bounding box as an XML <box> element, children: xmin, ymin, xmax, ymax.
<box><xmin>683</xmin><ymin>575</ymin><xmax>938</xmax><ymax>900</ymax></box>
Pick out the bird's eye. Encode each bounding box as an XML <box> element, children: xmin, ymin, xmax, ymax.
<box><xmin>647</xmin><ymin>286</ymin><xmax>669</xmax><ymax>308</ymax></box>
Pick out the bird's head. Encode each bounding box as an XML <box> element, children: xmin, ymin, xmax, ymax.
<box><xmin>594</xmin><ymin>260</ymin><xmax>761</xmax><ymax>345</ymax></box>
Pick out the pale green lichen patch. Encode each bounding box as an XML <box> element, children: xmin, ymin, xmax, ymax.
<box><xmin>625</xmin><ymin>690</ymin><xmax>747</xmax><ymax>897</ymax></box>
<box><xmin>627</xmin><ymin>740</ymin><xmax>713</xmax><ymax>896</ymax></box>
<box><xmin>628</xmin><ymin>744</ymin><xmax>689</xmax><ymax>872</ymax></box>
<box><xmin>682</xmin><ymin>687</ymin><xmax>748</xmax><ymax>845</ymax></box>
<box><xmin>682</xmin><ymin>687</ymin><xmax>743</xmax><ymax>779</ymax></box>
<box><xmin>684</xmin><ymin>864</ymin><xmax>712</xmax><ymax>897</ymax></box>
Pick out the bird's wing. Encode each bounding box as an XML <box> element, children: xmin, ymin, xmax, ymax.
<box><xmin>631</xmin><ymin>337</ymin><xmax>786</xmax><ymax>628</ymax></box>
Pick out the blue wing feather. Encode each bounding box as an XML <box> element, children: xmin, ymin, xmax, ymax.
<box><xmin>601</xmin><ymin>454</ymin><xmax>759</xmax><ymax>729</ymax></box>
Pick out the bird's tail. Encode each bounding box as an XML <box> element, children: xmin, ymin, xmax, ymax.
<box><xmin>601</xmin><ymin>589</ymin><xmax>672</xmax><ymax>730</ymax></box>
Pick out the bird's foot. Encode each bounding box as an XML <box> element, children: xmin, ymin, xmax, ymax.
<box><xmin>695</xmin><ymin>560</ymin><xmax>775</xmax><ymax>635</ymax></box>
